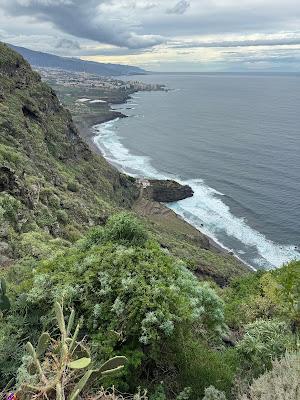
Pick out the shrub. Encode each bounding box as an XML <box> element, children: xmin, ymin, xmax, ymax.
<box><xmin>22</xmin><ymin>242</ymin><xmax>225</xmax><ymax>347</ymax></box>
<box><xmin>56</xmin><ymin>209</ymin><xmax>68</xmax><ymax>224</ymax></box>
<box><xmin>202</xmin><ymin>386</ymin><xmax>227</xmax><ymax>400</ymax></box>
<box><xmin>80</xmin><ymin>225</ymin><xmax>106</xmax><ymax>249</ymax></box>
<box><xmin>236</xmin><ymin>319</ymin><xmax>295</xmax><ymax>377</ymax></box>
<box><xmin>18</xmin><ymin>231</ymin><xmax>69</xmax><ymax>259</ymax></box>
<box><xmin>0</xmin><ymin>193</ymin><xmax>22</xmax><ymax>225</ymax></box>
<box><xmin>239</xmin><ymin>352</ymin><xmax>300</xmax><ymax>400</ymax></box>
<box><xmin>273</xmin><ymin>260</ymin><xmax>300</xmax><ymax>329</ymax></box>
<box><xmin>224</xmin><ymin>272</ymin><xmax>280</xmax><ymax>329</ymax></box>
<box><xmin>165</xmin><ymin>333</ymin><xmax>238</xmax><ymax>399</ymax></box>
<box><xmin>79</xmin><ymin>213</ymin><xmax>148</xmax><ymax>251</ymax></box>
<box><xmin>62</xmin><ymin>224</ymin><xmax>82</xmax><ymax>242</ymax></box>
<box><xmin>105</xmin><ymin>212</ymin><xmax>148</xmax><ymax>247</ymax></box>
<box><xmin>0</xmin><ymin>219</ymin><xmax>226</xmax><ymax>390</ymax></box>
<box><xmin>67</xmin><ymin>180</ymin><xmax>80</xmax><ymax>192</ymax></box>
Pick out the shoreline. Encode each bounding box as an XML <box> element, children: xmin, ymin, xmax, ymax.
<box><xmin>76</xmin><ymin>96</ymin><xmax>252</xmax><ymax>271</ymax></box>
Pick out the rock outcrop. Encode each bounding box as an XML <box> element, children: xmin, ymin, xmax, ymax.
<box><xmin>139</xmin><ymin>179</ymin><xmax>194</xmax><ymax>203</ymax></box>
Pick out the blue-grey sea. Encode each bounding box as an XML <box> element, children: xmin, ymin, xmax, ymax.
<box><xmin>93</xmin><ymin>73</ymin><xmax>300</xmax><ymax>269</ymax></box>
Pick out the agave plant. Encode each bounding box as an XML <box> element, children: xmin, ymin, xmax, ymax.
<box><xmin>17</xmin><ymin>302</ymin><xmax>127</xmax><ymax>400</ymax></box>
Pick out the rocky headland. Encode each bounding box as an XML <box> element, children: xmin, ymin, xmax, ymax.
<box><xmin>138</xmin><ymin>178</ymin><xmax>194</xmax><ymax>203</ymax></box>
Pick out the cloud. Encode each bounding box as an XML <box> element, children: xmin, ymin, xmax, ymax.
<box><xmin>170</xmin><ymin>36</ymin><xmax>300</xmax><ymax>49</ymax></box>
<box><xmin>1</xmin><ymin>0</ymin><xmax>165</xmax><ymax>49</ymax></box>
<box><xmin>55</xmin><ymin>38</ymin><xmax>80</xmax><ymax>49</ymax></box>
<box><xmin>1</xmin><ymin>0</ymin><xmax>300</xmax><ymax>71</ymax></box>
<box><xmin>167</xmin><ymin>0</ymin><xmax>190</xmax><ymax>15</ymax></box>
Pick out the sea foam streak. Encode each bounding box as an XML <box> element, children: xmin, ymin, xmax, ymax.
<box><xmin>93</xmin><ymin>120</ymin><xmax>300</xmax><ymax>270</ymax></box>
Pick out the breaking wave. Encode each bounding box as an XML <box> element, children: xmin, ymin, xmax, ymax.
<box><xmin>93</xmin><ymin>119</ymin><xmax>300</xmax><ymax>270</ymax></box>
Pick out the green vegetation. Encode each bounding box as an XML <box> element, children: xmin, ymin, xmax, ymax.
<box><xmin>1</xmin><ymin>215</ymin><xmax>299</xmax><ymax>399</ymax></box>
<box><xmin>239</xmin><ymin>353</ymin><xmax>300</xmax><ymax>400</ymax></box>
<box><xmin>0</xmin><ymin>42</ymin><xmax>299</xmax><ymax>400</ymax></box>
<box><xmin>16</xmin><ymin>302</ymin><xmax>127</xmax><ymax>400</ymax></box>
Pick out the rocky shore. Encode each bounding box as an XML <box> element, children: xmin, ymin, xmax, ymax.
<box><xmin>50</xmin><ymin>77</ymin><xmax>250</xmax><ymax>274</ymax></box>
<box><xmin>138</xmin><ymin>178</ymin><xmax>194</xmax><ymax>202</ymax></box>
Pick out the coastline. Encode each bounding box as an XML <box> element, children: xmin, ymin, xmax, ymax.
<box><xmin>75</xmin><ymin>96</ymin><xmax>251</xmax><ymax>272</ymax></box>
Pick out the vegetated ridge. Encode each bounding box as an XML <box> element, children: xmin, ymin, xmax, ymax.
<box><xmin>7</xmin><ymin>43</ymin><xmax>147</xmax><ymax>76</ymax></box>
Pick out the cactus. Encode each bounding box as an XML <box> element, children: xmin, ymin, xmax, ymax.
<box><xmin>17</xmin><ymin>302</ymin><xmax>127</xmax><ymax>400</ymax></box>
<box><xmin>36</xmin><ymin>332</ymin><xmax>51</xmax><ymax>357</ymax></box>
<box><xmin>0</xmin><ymin>278</ymin><xmax>10</xmax><ymax>311</ymax></box>
<box><xmin>68</xmin><ymin>357</ymin><xmax>91</xmax><ymax>369</ymax></box>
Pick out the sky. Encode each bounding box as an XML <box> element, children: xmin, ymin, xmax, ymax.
<box><xmin>0</xmin><ymin>0</ymin><xmax>300</xmax><ymax>72</ymax></box>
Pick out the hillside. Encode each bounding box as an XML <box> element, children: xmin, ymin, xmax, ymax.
<box><xmin>0</xmin><ymin>42</ymin><xmax>247</xmax><ymax>281</ymax></box>
<box><xmin>0</xmin><ymin>42</ymin><xmax>299</xmax><ymax>400</ymax></box>
<box><xmin>0</xmin><ymin>42</ymin><xmax>138</xmax><ymax>265</ymax></box>
<box><xmin>7</xmin><ymin>43</ymin><xmax>146</xmax><ymax>76</ymax></box>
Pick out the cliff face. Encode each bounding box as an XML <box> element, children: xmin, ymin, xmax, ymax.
<box><xmin>0</xmin><ymin>42</ymin><xmax>138</xmax><ymax>265</ymax></box>
<box><xmin>0</xmin><ymin>42</ymin><xmax>248</xmax><ymax>282</ymax></box>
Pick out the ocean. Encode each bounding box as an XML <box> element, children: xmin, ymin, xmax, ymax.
<box><xmin>93</xmin><ymin>73</ymin><xmax>300</xmax><ymax>270</ymax></box>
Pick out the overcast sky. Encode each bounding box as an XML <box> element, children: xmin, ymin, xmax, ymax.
<box><xmin>1</xmin><ymin>0</ymin><xmax>300</xmax><ymax>71</ymax></box>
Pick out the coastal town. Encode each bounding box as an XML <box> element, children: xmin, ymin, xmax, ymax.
<box><xmin>36</xmin><ymin>67</ymin><xmax>167</xmax><ymax>93</ymax></box>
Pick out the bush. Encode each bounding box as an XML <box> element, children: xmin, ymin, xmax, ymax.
<box><xmin>202</xmin><ymin>386</ymin><xmax>227</xmax><ymax>400</ymax></box>
<box><xmin>239</xmin><ymin>352</ymin><xmax>300</xmax><ymax>400</ymax></box>
<box><xmin>0</xmin><ymin>218</ymin><xmax>226</xmax><ymax>389</ymax></box>
<box><xmin>56</xmin><ymin>209</ymin><xmax>68</xmax><ymax>224</ymax></box>
<box><xmin>236</xmin><ymin>319</ymin><xmax>295</xmax><ymax>377</ymax></box>
<box><xmin>18</xmin><ymin>231</ymin><xmax>69</xmax><ymax>259</ymax></box>
<box><xmin>22</xmin><ymin>242</ymin><xmax>225</xmax><ymax>347</ymax></box>
<box><xmin>165</xmin><ymin>334</ymin><xmax>238</xmax><ymax>399</ymax></box>
<box><xmin>80</xmin><ymin>213</ymin><xmax>148</xmax><ymax>250</ymax></box>
<box><xmin>105</xmin><ymin>212</ymin><xmax>148</xmax><ymax>247</ymax></box>
<box><xmin>224</xmin><ymin>261</ymin><xmax>300</xmax><ymax>331</ymax></box>
<box><xmin>67</xmin><ymin>180</ymin><xmax>80</xmax><ymax>192</ymax></box>
<box><xmin>0</xmin><ymin>193</ymin><xmax>22</xmax><ymax>225</ymax></box>
<box><xmin>224</xmin><ymin>272</ymin><xmax>280</xmax><ymax>329</ymax></box>
<box><xmin>273</xmin><ymin>260</ymin><xmax>300</xmax><ymax>328</ymax></box>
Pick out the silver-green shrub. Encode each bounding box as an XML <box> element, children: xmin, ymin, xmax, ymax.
<box><xmin>236</xmin><ymin>319</ymin><xmax>295</xmax><ymax>376</ymax></box>
<box><xmin>202</xmin><ymin>386</ymin><xmax>227</xmax><ymax>400</ymax></box>
<box><xmin>239</xmin><ymin>352</ymin><xmax>300</xmax><ymax>400</ymax></box>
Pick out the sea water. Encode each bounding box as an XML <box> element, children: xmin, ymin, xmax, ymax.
<box><xmin>93</xmin><ymin>73</ymin><xmax>300</xmax><ymax>269</ymax></box>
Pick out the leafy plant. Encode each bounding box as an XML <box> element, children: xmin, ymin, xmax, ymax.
<box><xmin>202</xmin><ymin>386</ymin><xmax>227</xmax><ymax>400</ymax></box>
<box><xmin>239</xmin><ymin>352</ymin><xmax>300</xmax><ymax>400</ymax></box>
<box><xmin>236</xmin><ymin>319</ymin><xmax>295</xmax><ymax>377</ymax></box>
<box><xmin>16</xmin><ymin>302</ymin><xmax>127</xmax><ymax>400</ymax></box>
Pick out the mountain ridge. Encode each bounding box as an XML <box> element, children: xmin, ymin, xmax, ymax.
<box><xmin>7</xmin><ymin>43</ymin><xmax>146</xmax><ymax>76</ymax></box>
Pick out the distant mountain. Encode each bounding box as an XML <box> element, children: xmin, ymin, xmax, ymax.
<box><xmin>7</xmin><ymin>43</ymin><xmax>146</xmax><ymax>76</ymax></box>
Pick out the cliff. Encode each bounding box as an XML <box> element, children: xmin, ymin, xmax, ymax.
<box><xmin>0</xmin><ymin>42</ymin><xmax>138</xmax><ymax>265</ymax></box>
<box><xmin>0</xmin><ymin>42</ymin><xmax>248</xmax><ymax>283</ymax></box>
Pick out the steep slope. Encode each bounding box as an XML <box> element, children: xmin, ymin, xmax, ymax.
<box><xmin>0</xmin><ymin>42</ymin><xmax>138</xmax><ymax>265</ymax></box>
<box><xmin>0</xmin><ymin>42</ymin><xmax>248</xmax><ymax>282</ymax></box>
<box><xmin>7</xmin><ymin>43</ymin><xmax>146</xmax><ymax>76</ymax></box>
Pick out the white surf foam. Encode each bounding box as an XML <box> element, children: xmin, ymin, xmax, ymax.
<box><xmin>76</xmin><ymin>98</ymin><xmax>90</xmax><ymax>103</ymax></box>
<box><xmin>93</xmin><ymin>120</ymin><xmax>166</xmax><ymax>179</ymax></box>
<box><xmin>90</xmin><ymin>99</ymin><xmax>106</xmax><ymax>103</ymax></box>
<box><xmin>93</xmin><ymin>119</ymin><xmax>300</xmax><ymax>270</ymax></box>
<box><xmin>168</xmin><ymin>179</ymin><xmax>300</xmax><ymax>269</ymax></box>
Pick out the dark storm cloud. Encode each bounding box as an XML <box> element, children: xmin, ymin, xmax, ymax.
<box><xmin>167</xmin><ymin>0</ymin><xmax>190</xmax><ymax>15</ymax></box>
<box><xmin>1</xmin><ymin>0</ymin><xmax>165</xmax><ymax>49</ymax></box>
<box><xmin>1</xmin><ymin>0</ymin><xmax>300</xmax><ymax>70</ymax></box>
